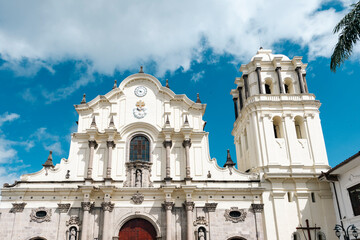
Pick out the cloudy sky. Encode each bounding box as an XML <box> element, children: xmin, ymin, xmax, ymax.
<box><xmin>0</xmin><ymin>0</ymin><xmax>360</xmax><ymax>186</ymax></box>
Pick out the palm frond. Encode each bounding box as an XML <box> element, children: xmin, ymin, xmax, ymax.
<box><xmin>331</xmin><ymin>1</ymin><xmax>360</xmax><ymax>72</ymax></box>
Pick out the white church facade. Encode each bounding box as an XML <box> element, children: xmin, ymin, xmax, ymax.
<box><xmin>0</xmin><ymin>49</ymin><xmax>336</xmax><ymax>240</ymax></box>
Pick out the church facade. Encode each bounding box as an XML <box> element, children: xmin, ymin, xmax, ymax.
<box><xmin>0</xmin><ymin>49</ymin><xmax>336</xmax><ymax>240</ymax></box>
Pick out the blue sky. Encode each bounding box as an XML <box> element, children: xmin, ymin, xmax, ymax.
<box><xmin>0</xmin><ymin>0</ymin><xmax>359</xmax><ymax>185</ymax></box>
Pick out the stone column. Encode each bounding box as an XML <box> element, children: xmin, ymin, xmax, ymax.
<box><xmin>233</xmin><ymin>98</ymin><xmax>238</xmax><ymax>120</ymax></box>
<box><xmin>57</xmin><ymin>204</ymin><xmax>70</xmax><ymax>239</ymax></box>
<box><xmin>106</xmin><ymin>141</ymin><xmax>116</xmax><ymax>179</ymax></box>
<box><xmin>302</xmin><ymin>73</ymin><xmax>309</xmax><ymax>93</ymax></box>
<box><xmin>87</xmin><ymin>140</ymin><xmax>98</xmax><ymax>179</ymax></box>
<box><xmin>238</xmin><ymin>87</ymin><xmax>243</xmax><ymax>110</ymax></box>
<box><xmin>184</xmin><ymin>201</ymin><xmax>195</xmax><ymax>240</ymax></box>
<box><xmin>163</xmin><ymin>201</ymin><xmax>174</xmax><ymax>240</ymax></box>
<box><xmin>101</xmin><ymin>201</ymin><xmax>114</xmax><ymax>240</ymax></box>
<box><xmin>163</xmin><ymin>140</ymin><xmax>173</xmax><ymax>180</ymax></box>
<box><xmin>256</xmin><ymin>67</ymin><xmax>263</xmax><ymax>94</ymax></box>
<box><xmin>182</xmin><ymin>139</ymin><xmax>192</xmax><ymax>179</ymax></box>
<box><xmin>81</xmin><ymin>202</ymin><xmax>94</xmax><ymax>240</ymax></box>
<box><xmin>275</xmin><ymin>67</ymin><xmax>284</xmax><ymax>94</ymax></box>
<box><xmin>243</xmin><ymin>74</ymin><xmax>249</xmax><ymax>98</ymax></box>
<box><xmin>251</xmin><ymin>204</ymin><xmax>264</xmax><ymax>240</ymax></box>
<box><xmin>295</xmin><ymin>67</ymin><xmax>305</xmax><ymax>93</ymax></box>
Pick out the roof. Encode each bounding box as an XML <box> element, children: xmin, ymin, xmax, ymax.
<box><xmin>319</xmin><ymin>151</ymin><xmax>360</xmax><ymax>180</ymax></box>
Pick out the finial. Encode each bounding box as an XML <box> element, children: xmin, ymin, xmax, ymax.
<box><xmin>42</xmin><ymin>151</ymin><xmax>54</xmax><ymax>175</ymax></box>
<box><xmin>184</xmin><ymin>115</ymin><xmax>189</xmax><ymax>125</ymax></box>
<box><xmin>166</xmin><ymin>79</ymin><xmax>170</xmax><ymax>88</ymax></box>
<box><xmin>81</xmin><ymin>93</ymin><xmax>86</xmax><ymax>104</ymax></box>
<box><xmin>196</xmin><ymin>93</ymin><xmax>201</xmax><ymax>103</ymax></box>
<box><xmin>223</xmin><ymin>149</ymin><xmax>236</xmax><ymax>168</ymax></box>
<box><xmin>113</xmin><ymin>79</ymin><xmax>117</xmax><ymax>89</ymax></box>
<box><xmin>109</xmin><ymin>115</ymin><xmax>115</xmax><ymax>128</ymax></box>
<box><xmin>90</xmin><ymin>116</ymin><xmax>97</xmax><ymax>128</ymax></box>
<box><xmin>139</xmin><ymin>66</ymin><xmax>144</xmax><ymax>73</ymax></box>
<box><xmin>259</xmin><ymin>46</ymin><xmax>263</xmax><ymax>50</ymax></box>
<box><xmin>165</xmin><ymin>115</ymin><xmax>170</xmax><ymax>125</ymax></box>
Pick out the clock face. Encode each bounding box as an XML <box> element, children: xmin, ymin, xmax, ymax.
<box><xmin>134</xmin><ymin>86</ymin><xmax>147</xmax><ymax>97</ymax></box>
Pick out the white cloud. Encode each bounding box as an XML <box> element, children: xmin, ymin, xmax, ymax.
<box><xmin>21</xmin><ymin>88</ymin><xmax>37</xmax><ymax>103</ymax></box>
<box><xmin>191</xmin><ymin>70</ymin><xmax>205</xmax><ymax>82</ymax></box>
<box><xmin>44</xmin><ymin>142</ymin><xmax>63</xmax><ymax>155</ymax></box>
<box><xmin>0</xmin><ymin>0</ymin><xmax>357</xmax><ymax>79</ymax></box>
<box><xmin>0</xmin><ymin>112</ymin><xmax>20</xmax><ymax>126</ymax></box>
<box><xmin>31</xmin><ymin>127</ymin><xmax>63</xmax><ymax>154</ymax></box>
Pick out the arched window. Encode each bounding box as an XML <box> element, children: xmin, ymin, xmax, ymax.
<box><xmin>264</xmin><ymin>78</ymin><xmax>273</xmax><ymax>94</ymax></box>
<box><xmin>273</xmin><ymin>116</ymin><xmax>283</xmax><ymax>138</ymax></box>
<box><xmin>284</xmin><ymin>78</ymin><xmax>294</xmax><ymax>94</ymax></box>
<box><xmin>130</xmin><ymin>135</ymin><xmax>150</xmax><ymax>162</ymax></box>
<box><xmin>294</xmin><ymin>116</ymin><xmax>306</xmax><ymax>139</ymax></box>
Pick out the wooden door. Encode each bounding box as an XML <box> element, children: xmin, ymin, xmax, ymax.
<box><xmin>119</xmin><ymin>218</ymin><xmax>157</xmax><ymax>240</ymax></box>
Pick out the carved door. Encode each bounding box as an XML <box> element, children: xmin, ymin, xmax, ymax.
<box><xmin>119</xmin><ymin>218</ymin><xmax>157</xmax><ymax>240</ymax></box>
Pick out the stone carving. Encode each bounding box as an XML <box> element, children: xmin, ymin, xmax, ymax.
<box><xmin>65</xmin><ymin>170</ymin><xmax>70</xmax><ymax>179</ymax></box>
<box><xmin>66</xmin><ymin>215</ymin><xmax>81</xmax><ymax>226</ymax></box>
<box><xmin>162</xmin><ymin>201</ymin><xmax>174</xmax><ymax>210</ymax></box>
<box><xmin>198</xmin><ymin>228</ymin><xmax>206</xmax><ymax>240</ymax></box>
<box><xmin>131</xmin><ymin>192</ymin><xmax>144</xmax><ymax>204</ymax></box>
<box><xmin>204</xmin><ymin>203</ymin><xmax>217</xmax><ymax>212</ymax></box>
<box><xmin>69</xmin><ymin>226</ymin><xmax>78</xmax><ymax>240</ymax></box>
<box><xmin>183</xmin><ymin>201</ymin><xmax>195</xmax><ymax>211</ymax></box>
<box><xmin>81</xmin><ymin>202</ymin><xmax>94</xmax><ymax>211</ymax></box>
<box><xmin>224</xmin><ymin>207</ymin><xmax>247</xmax><ymax>223</ymax></box>
<box><xmin>10</xmin><ymin>202</ymin><xmax>26</xmax><ymax>213</ymax></box>
<box><xmin>251</xmin><ymin>203</ymin><xmax>264</xmax><ymax>213</ymax></box>
<box><xmin>57</xmin><ymin>203</ymin><xmax>71</xmax><ymax>213</ymax></box>
<box><xmin>101</xmin><ymin>201</ymin><xmax>115</xmax><ymax>212</ymax></box>
<box><xmin>124</xmin><ymin>161</ymin><xmax>153</xmax><ymax>187</ymax></box>
<box><xmin>30</xmin><ymin>207</ymin><xmax>52</xmax><ymax>223</ymax></box>
<box><xmin>133</xmin><ymin>100</ymin><xmax>147</xmax><ymax>119</ymax></box>
<box><xmin>193</xmin><ymin>216</ymin><xmax>208</xmax><ymax>226</ymax></box>
<box><xmin>207</xmin><ymin>171</ymin><xmax>212</xmax><ymax>178</ymax></box>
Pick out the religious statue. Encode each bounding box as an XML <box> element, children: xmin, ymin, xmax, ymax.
<box><xmin>69</xmin><ymin>227</ymin><xmax>77</xmax><ymax>240</ymax></box>
<box><xmin>135</xmin><ymin>169</ymin><xmax>142</xmax><ymax>187</ymax></box>
<box><xmin>198</xmin><ymin>228</ymin><xmax>205</xmax><ymax>240</ymax></box>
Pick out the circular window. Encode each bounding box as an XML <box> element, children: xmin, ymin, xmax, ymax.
<box><xmin>229</xmin><ymin>211</ymin><xmax>241</xmax><ymax>218</ymax></box>
<box><xmin>35</xmin><ymin>211</ymin><xmax>47</xmax><ymax>218</ymax></box>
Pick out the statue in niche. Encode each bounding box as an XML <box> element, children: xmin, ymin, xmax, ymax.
<box><xmin>135</xmin><ymin>169</ymin><xmax>142</xmax><ymax>187</ymax></box>
<box><xmin>69</xmin><ymin>227</ymin><xmax>77</xmax><ymax>240</ymax></box>
<box><xmin>198</xmin><ymin>228</ymin><xmax>206</xmax><ymax>240</ymax></box>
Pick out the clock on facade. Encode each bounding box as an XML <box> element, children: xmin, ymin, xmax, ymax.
<box><xmin>134</xmin><ymin>86</ymin><xmax>147</xmax><ymax>97</ymax></box>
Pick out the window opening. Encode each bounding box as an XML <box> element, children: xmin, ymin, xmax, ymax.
<box><xmin>130</xmin><ymin>136</ymin><xmax>150</xmax><ymax>162</ymax></box>
<box><xmin>311</xmin><ymin>192</ymin><xmax>316</xmax><ymax>203</ymax></box>
<box><xmin>265</xmin><ymin>84</ymin><xmax>271</xmax><ymax>94</ymax></box>
<box><xmin>348</xmin><ymin>183</ymin><xmax>360</xmax><ymax>216</ymax></box>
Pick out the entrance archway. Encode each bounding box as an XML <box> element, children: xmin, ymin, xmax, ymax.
<box><xmin>119</xmin><ymin>218</ymin><xmax>157</xmax><ymax>240</ymax></box>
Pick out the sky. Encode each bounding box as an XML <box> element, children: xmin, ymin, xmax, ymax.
<box><xmin>0</xmin><ymin>0</ymin><xmax>360</xmax><ymax>186</ymax></box>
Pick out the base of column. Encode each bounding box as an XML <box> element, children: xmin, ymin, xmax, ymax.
<box><xmin>104</xmin><ymin>177</ymin><xmax>113</xmax><ymax>185</ymax></box>
<box><xmin>84</xmin><ymin>178</ymin><xmax>93</xmax><ymax>185</ymax></box>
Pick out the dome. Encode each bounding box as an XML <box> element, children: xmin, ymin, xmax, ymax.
<box><xmin>251</xmin><ymin>48</ymin><xmax>290</xmax><ymax>62</ymax></box>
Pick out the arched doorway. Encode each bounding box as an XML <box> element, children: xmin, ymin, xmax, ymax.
<box><xmin>119</xmin><ymin>218</ymin><xmax>157</xmax><ymax>240</ymax></box>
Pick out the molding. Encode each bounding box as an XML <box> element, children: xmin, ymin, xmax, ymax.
<box><xmin>183</xmin><ymin>201</ymin><xmax>195</xmax><ymax>211</ymax></box>
<box><xmin>251</xmin><ymin>203</ymin><xmax>264</xmax><ymax>213</ymax></box>
<box><xmin>193</xmin><ymin>216</ymin><xmax>208</xmax><ymax>226</ymax></box>
<box><xmin>30</xmin><ymin>207</ymin><xmax>52</xmax><ymax>223</ymax></box>
<box><xmin>224</xmin><ymin>207</ymin><xmax>247</xmax><ymax>223</ymax></box>
<box><xmin>131</xmin><ymin>192</ymin><xmax>144</xmax><ymax>204</ymax></box>
<box><xmin>66</xmin><ymin>215</ymin><xmax>81</xmax><ymax>226</ymax></box>
<box><xmin>101</xmin><ymin>201</ymin><xmax>115</xmax><ymax>212</ymax></box>
<box><xmin>81</xmin><ymin>202</ymin><xmax>94</xmax><ymax>211</ymax></box>
<box><xmin>10</xmin><ymin>202</ymin><xmax>26</xmax><ymax>213</ymax></box>
<box><xmin>57</xmin><ymin>203</ymin><xmax>71</xmax><ymax>213</ymax></box>
<box><xmin>162</xmin><ymin>201</ymin><xmax>174</xmax><ymax>211</ymax></box>
<box><xmin>205</xmin><ymin>203</ymin><xmax>218</xmax><ymax>212</ymax></box>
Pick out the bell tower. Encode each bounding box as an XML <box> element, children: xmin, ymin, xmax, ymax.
<box><xmin>231</xmin><ymin>48</ymin><xmax>329</xmax><ymax>174</ymax></box>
